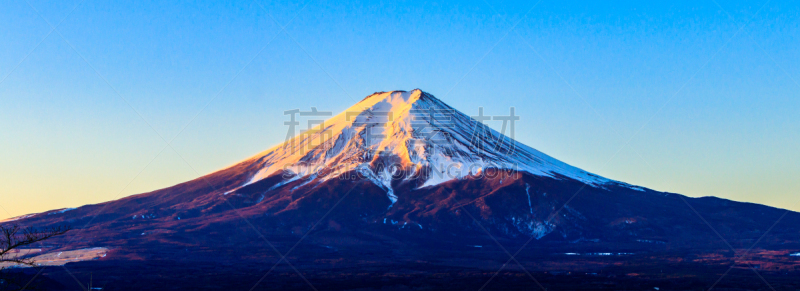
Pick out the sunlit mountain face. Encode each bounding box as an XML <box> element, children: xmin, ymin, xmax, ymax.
<box><xmin>5</xmin><ymin>90</ymin><xmax>800</xmax><ymax>290</ymax></box>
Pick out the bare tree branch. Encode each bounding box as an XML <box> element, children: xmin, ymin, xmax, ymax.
<box><xmin>0</xmin><ymin>224</ymin><xmax>71</xmax><ymax>266</ymax></box>
<box><xmin>0</xmin><ymin>224</ymin><xmax>70</xmax><ymax>290</ymax></box>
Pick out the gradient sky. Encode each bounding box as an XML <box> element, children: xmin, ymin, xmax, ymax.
<box><xmin>1</xmin><ymin>0</ymin><xmax>798</xmax><ymax>220</ymax></box>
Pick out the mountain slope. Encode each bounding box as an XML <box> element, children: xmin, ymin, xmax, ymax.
<box><xmin>4</xmin><ymin>89</ymin><xmax>800</xmax><ymax>266</ymax></box>
<box><xmin>232</xmin><ymin>89</ymin><xmax>640</xmax><ymax>206</ymax></box>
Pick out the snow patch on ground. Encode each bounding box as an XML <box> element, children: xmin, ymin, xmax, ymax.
<box><xmin>0</xmin><ymin>213</ymin><xmax>37</xmax><ymax>223</ymax></box>
<box><xmin>509</xmin><ymin>216</ymin><xmax>554</xmax><ymax>239</ymax></box>
<box><xmin>524</xmin><ymin>183</ymin><xmax>533</xmax><ymax>214</ymax></box>
<box><xmin>48</xmin><ymin>208</ymin><xmax>76</xmax><ymax>215</ymax></box>
<box><xmin>356</xmin><ymin>165</ymin><xmax>397</xmax><ymax>208</ymax></box>
<box><xmin>562</xmin><ymin>252</ymin><xmax>634</xmax><ymax>256</ymax></box>
<box><xmin>0</xmin><ymin>247</ymin><xmax>109</xmax><ymax>268</ymax></box>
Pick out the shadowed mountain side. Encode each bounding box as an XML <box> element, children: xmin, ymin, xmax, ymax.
<box><xmin>4</xmin><ymin>90</ymin><xmax>800</xmax><ymax>290</ymax></box>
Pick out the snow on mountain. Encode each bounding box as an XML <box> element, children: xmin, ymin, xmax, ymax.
<box><xmin>232</xmin><ymin>89</ymin><xmax>638</xmax><ymax>205</ymax></box>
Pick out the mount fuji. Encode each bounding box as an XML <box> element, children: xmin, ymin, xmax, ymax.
<box><xmin>5</xmin><ymin>90</ymin><xmax>800</xmax><ymax>290</ymax></box>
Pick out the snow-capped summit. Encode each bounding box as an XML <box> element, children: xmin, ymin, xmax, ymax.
<box><xmin>10</xmin><ymin>88</ymin><xmax>800</xmax><ymax>279</ymax></box>
<box><xmin>235</xmin><ymin>89</ymin><xmax>634</xmax><ymax>204</ymax></box>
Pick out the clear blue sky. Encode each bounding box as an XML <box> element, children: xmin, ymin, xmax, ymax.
<box><xmin>1</xmin><ymin>0</ymin><xmax>798</xmax><ymax>219</ymax></box>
